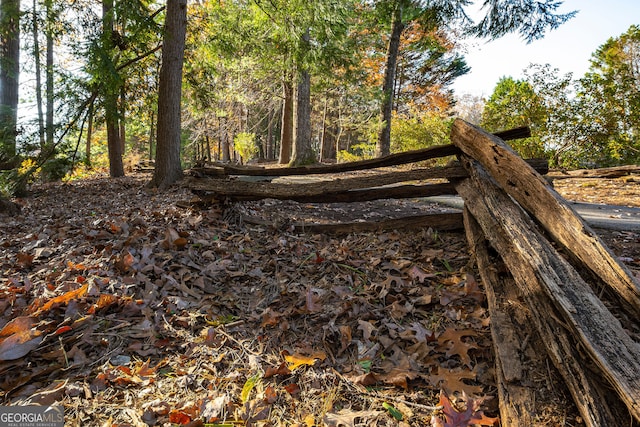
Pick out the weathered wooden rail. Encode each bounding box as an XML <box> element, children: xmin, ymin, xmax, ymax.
<box><xmin>187</xmin><ymin>120</ymin><xmax>640</xmax><ymax>426</ymax></box>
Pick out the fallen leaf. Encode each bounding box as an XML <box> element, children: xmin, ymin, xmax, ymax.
<box><xmin>339</xmin><ymin>325</ymin><xmax>352</xmax><ymax>354</ymax></box>
<box><xmin>407</xmin><ymin>265</ymin><xmax>436</xmax><ymax>283</ymax></box>
<box><xmin>169</xmin><ymin>409</ymin><xmax>192</xmax><ymax>425</ymax></box>
<box><xmin>264</xmin><ymin>362</ymin><xmax>291</xmax><ymax>378</ymax></box>
<box><xmin>351</xmin><ymin>372</ymin><xmax>378</xmax><ymax>386</ymax></box>
<box><xmin>382</xmin><ymin>402</ymin><xmax>403</xmax><ymax>421</ymax></box>
<box><xmin>284</xmin><ymin>352</ymin><xmax>326</xmax><ymax>371</ymax></box>
<box><xmin>241</xmin><ymin>374</ymin><xmax>260</xmax><ymax>403</ymax></box>
<box><xmin>323</xmin><ymin>409</ymin><xmax>383</xmax><ymax>427</ymax></box>
<box><xmin>357</xmin><ymin>320</ymin><xmax>376</xmax><ymax>342</ymax></box>
<box><xmin>431</xmin><ymin>391</ymin><xmax>499</xmax><ymax>427</ymax></box>
<box><xmin>283</xmin><ymin>383</ymin><xmax>300</xmax><ymax>396</ymax></box>
<box><xmin>0</xmin><ymin>316</ymin><xmax>43</xmax><ymax>361</ymax></box>
<box><xmin>304</xmin><ymin>287</ymin><xmax>322</xmax><ymax>312</ymax></box>
<box><xmin>438</xmin><ymin>329</ymin><xmax>479</xmax><ymax>368</ymax></box>
<box><xmin>16</xmin><ymin>252</ymin><xmax>35</xmax><ymax>268</ymax></box>
<box><xmin>263</xmin><ymin>385</ymin><xmax>277</xmax><ymax>404</ymax></box>
<box><xmin>425</xmin><ymin>367</ymin><xmax>483</xmax><ymax>396</ymax></box>
<box><xmin>36</xmin><ymin>283</ymin><xmax>89</xmax><ymax>315</ymax></box>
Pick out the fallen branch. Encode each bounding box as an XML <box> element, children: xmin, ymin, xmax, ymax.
<box><xmin>242</xmin><ymin>212</ymin><xmax>464</xmax><ymax>234</ymax></box>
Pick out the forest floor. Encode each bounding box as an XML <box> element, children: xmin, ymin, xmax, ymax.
<box><xmin>0</xmin><ymin>171</ymin><xmax>638</xmax><ymax>427</ymax></box>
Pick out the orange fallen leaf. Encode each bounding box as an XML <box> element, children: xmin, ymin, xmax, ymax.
<box><xmin>284</xmin><ymin>351</ymin><xmax>326</xmax><ymax>371</ymax></box>
<box><xmin>36</xmin><ymin>283</ymin><xmax>89</xmax><ymax>315</ymax></box>
<box><xmin>169</xmin><ymin>409</ymin><xmax>192</xmax><ymax>425</ymax></box>
<box><xmin>54</xmin><ymin>325</ymin><xmax>72</xmax><ymax>335</ymax></box>
<box><xmin>67</xmin><ymin>260</ymin><xmax>87</xmax><ymax>271</ymax></box>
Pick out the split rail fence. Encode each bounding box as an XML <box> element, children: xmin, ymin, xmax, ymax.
<box><xmin>187</xmin><ymin>119</ymin><xmax>640</xmax><ymax>426</ymax></box>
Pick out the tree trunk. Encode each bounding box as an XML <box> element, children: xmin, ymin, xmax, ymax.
<box><xmin>290</xmin><ymin>66</ymin><xmax>315</xmax><ymax>165</ymax></box>
<box><xmin>266</xmin><ymin>108</ymin><xmax>274</xmax><ymax>160</ymax></box>
<box><xmin>86</xmin><ymin>100</ymin><xmax>94</xmax><ymax>164</ymax></box>
<box><xmin>279</xmin><ymin>77</ymin><xmax>293</xmax><ymax>164</ymax></box>
<box><xmin>32</xmin><ymin>0</ymin><xmax>45</xmax><ymax>148</ymax></box>
<box><xmin>376</xmin><ymin>3</ymin><xmax>404</xmax><ymax>158</ymax></box>
<box><xmin>106</xmin><ymin>115</ymin><xmax>123</xmax><ymax>176</ymax></box>
<box><xmin>204</xmin><ymin>117</ymin><xmax>211</xmax><ymax>161</ymax></box>
<box><xmin>220</xmin><ymin>116</ymin><xmax>230</xmax><ymax>162</ymax></box>
<box><xmin>103</xmin><ymin>0</ymin><xmax>124</xmax><ymax>177</ymax></box>
<box><xmin>119</xmin><ymin>85</ymin><xmax>126</xmax><ymax>155</ymax></box>
<box><xmin>148</xmin><ymin>109</ymin><xmax>155</xmax><ymax>161</ymax></box>
<box><xmin>149</xmin><ymin>0</ymin><xmax>187</xmax><ymax>189</ymax></box>
<box><xmin>45</xmin><ymin>0</ymin><xmax>54</xmax><ymax>146</ymax></box>
<box><xmin>0</xmin><ymin>0</ymin><xmax>20</xmax><ymax>158</ymax></box>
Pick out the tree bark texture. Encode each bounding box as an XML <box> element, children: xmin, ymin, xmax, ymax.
<box><xmin>290</xmin><ymin>51</ymin><xmax>316</xmax><ymax>166</ymax></box>
<box><xmin>463</xmin><ymin>207</ymin><xmax>629</xmax><ymax>426</ymax></box>
<box><xmin>279</xmin><ymin>78</ymin><xmax>293</xmax><ymax>164</ymax></box>
<box><xmin>150</xmin><ymin>0</ymin><xmax>187</xmax><ymax>188</ymax></box>
<box><xmin>456</xmin><ymin>158</ymin><xmax>640</xmax><ymax>424</ymax></box>
<box><xmin>32</xmin><ymin>0</ymin><xmax>45</xmax><ymax>148</ymax></box>
<box><xmin>0</xmin><ymin>0</ymin><xmax>20</xmax><ymax>158</ymax></box>
<box><xmin>103</xmin><ymin>0</ymin><xmax>124</xmax><ymax>177</ymax></box>
<box><xmin>243</xmin><ymin>211</ymin><xmax>462</xmax><ymax>234</ymax></box>
<box><xmin>45</xmin><ymin>0</ymin><xmax>54</xmax><ymax>146</ymax></box>
<box><xmin>376</xmin><ymin>3</ymin><xmax>404</xmax><ymax>158</ymax></box>
<box><xmin>451</xmin><ymin>118</ymin><xmax>640</xmax><ymax>318</ymax></box>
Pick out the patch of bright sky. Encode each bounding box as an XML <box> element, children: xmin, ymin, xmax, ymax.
<box><xmin>452</xmin><ymin>0</ymin><xmax>640</xmax><ymax>98</ymax></box>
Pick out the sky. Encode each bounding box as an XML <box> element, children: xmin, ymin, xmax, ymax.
<box><xmin>452</xmin><ymin>0</ymin><xmax>640</xmax><ymax>98</ymax></box>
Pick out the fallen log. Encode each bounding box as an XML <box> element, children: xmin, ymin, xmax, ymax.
<box><xmin>190</xmin><ymin>178</ymin><xmax>458</xmax><ymax>203</ymax></box>
<box><xmin>548</xmin><ymin>164</ymin><xmax>640</xmax><ymax>179</ymax></box>
<box><xmin>451</xmin><ymin>119</ymin><xmax>640</xmax><ymax>318</ymax></box>
<box><xmin>243</xmin><ymin>212</ymin><xmax>464</xmax><ymax>234</ymax></box>
<box><xmin>456</xmin><ymin>157</ymin><xmax>640</xmax><ymax>424</ymax></box>
<box><xmin>463</xmin><ymin>208</ymin><xmax>629</xmax><ymax>426</ymax></box>
<box><xmin>188</xmin><ymin>159</ymin><xmax>548</xmax><ymax>203</ymax></box>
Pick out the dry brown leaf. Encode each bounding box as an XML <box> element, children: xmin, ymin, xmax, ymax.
<box><xmin>0</xmin><ymin>316</ymin><xmax>43</xmax><ymax>361</ymax></box>
<box><xmin>323</xmin><ymin>409</ymin><xmax>383</xmax><ymax>427</ymax></box>
<box><xmin>425</xmin><ymin>368</ymin><xmax>483</xmax><ymax>396</ymax></box>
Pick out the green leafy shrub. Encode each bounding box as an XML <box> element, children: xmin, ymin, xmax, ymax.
<box><xmin>234</xmin><ymin>132</ymin><xmax>259</xmax><ymax>163</ymax></box>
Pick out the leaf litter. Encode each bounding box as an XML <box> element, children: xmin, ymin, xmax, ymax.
<box><xmin>0</xmin><ymin>174</ymin><xmax>617</xmax><ymax>426</ymax></box>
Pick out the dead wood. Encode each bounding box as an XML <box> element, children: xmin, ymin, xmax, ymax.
<box><xmin>463</xmin><ymin>208</ymin><xmax>629</xmax><ymax>426</ymax></box>
<box><xmin>463</xmin><ymin>208</ymin><xmax>535</xmax><ymax>426</ymax></box>
<box><xmin>188</xmin><ymin>159</ymin><xmax>548</xmax><ymax>203</ymax></box>
<box><xmin>451</xmin><ymin>119</ymin><xmax>640</xmax><ymax>319</ymax></box>
<box><xmin>190</xmin><ymin>126</ymin><xmax>533</xmax><ymax>178</ymax></box>
<box><xmin>456</xmin><ymin>158</ymin><xmax>640</xmax><ymax>424</ymax></box>
<box><xmin>549</xmin><ymin>164</ymin><xmax>640</xmax><ymax>179</ymax></box>
<box><xmin>243</xmin><ymin>212</ymin><xmax>463</xmax><ymax>234</ymax></box>
<box><xmin>191</xmin><ymin>144</ymin><xmax>461</xmax><ymax>177</ymax></box>
<box><xmin>191</xmin><ymin>179</ymin><xmax>458</xmax><ymax>203</ymax></box>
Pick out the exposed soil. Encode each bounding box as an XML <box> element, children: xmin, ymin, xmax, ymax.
<box><xmin>0</xmin><ymin>172</ymin><xmax>637</xmax><ymax>426</ymax></box>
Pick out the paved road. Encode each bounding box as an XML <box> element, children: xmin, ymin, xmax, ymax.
<box><xmin>424</xmin><ymin>196</ymin><xmax>640</xmax><ymax>231</ymax></box>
